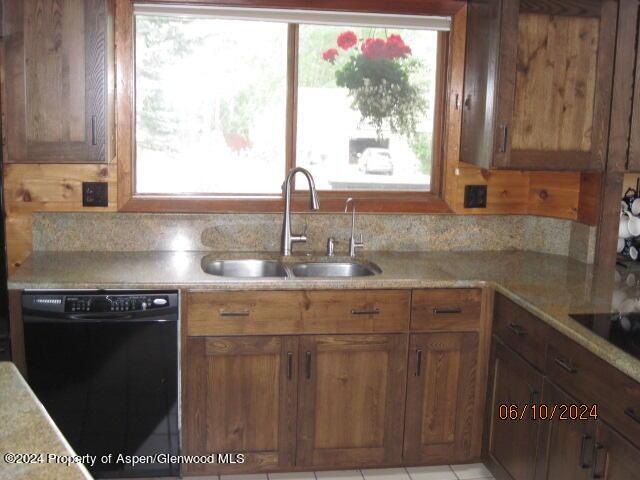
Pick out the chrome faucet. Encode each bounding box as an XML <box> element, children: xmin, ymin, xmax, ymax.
<box><xmin>345</xmin><ymin>197</ymin><xmax>364</xmax><ymax>257</ymax></box>
<box><xmin>281</xmin><ymin>167</ymin><xmax>320</xmax><ymax>256</ymax></box>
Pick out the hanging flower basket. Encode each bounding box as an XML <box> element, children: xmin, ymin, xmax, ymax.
<box><xmin>322</xmin><ymin>31</ymin><xmax>426</xmax><ymax>138</ymax></box>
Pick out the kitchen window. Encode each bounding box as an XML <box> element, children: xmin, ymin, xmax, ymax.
<box><xmin>122</xmin><ymin>4</ymin><xmax>451</xmax><ymax>211</ymax></box>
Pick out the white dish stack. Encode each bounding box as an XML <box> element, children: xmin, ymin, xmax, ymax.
<box><xmin>619</xmin><ymin>187</ymin><xmax>640</xmax><ymax>261</ymax></box>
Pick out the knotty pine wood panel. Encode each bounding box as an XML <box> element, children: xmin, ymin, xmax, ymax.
<box><xmin>527</xmin><ymin>171</ymin><xmax>580</xmax><ymax>219</ymax></box>
<box><xmin>3</xmin><ymin>164</ymin><xmax>117</xmax><ymax>272</ymax></box>
<box><xmin>512</xmin><ymin>13</ymin><xmax>599</xmax><ymax>153</ymax></box>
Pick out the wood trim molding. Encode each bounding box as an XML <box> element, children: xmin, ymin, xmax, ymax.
<box><xmin>115</xmin><ymin>0</ymin><xmax>457</xmax><ymax>213</ymax></box>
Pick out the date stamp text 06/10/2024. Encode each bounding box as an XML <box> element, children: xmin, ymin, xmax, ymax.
<box><xmin>498</xmin><ymin>403</ymin><xmax>598</xmax><ymax>421</ymax></box>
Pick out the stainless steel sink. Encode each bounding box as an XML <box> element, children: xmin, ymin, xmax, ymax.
<box><xmin>291</xmin><ymin>262</ymin><xmax>381</xmax><ymax>277</ymax></box>
<box><xmin>201</xmin><ymin>258</ymin><xmax>287</xmax><ymax>278</ymax></box>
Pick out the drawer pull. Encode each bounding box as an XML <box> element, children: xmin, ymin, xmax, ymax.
<box><xmin>579</xmin><ymin>434</ymin><xmax>592</xmax><ymax>469</ymax></box>
<box><xmin>287</xmin><ymin>352</ymin><xmax>293</xmax><ymax>380</ymax></box>
<box><xmin>591</xmin><ymin>443</ymin><xmax>605</xmax><ymax>479</ymax></box>
<box><xmin>625</xmin><ymin>407</ymin><xmax>640</xmax><ymax>424</ymax></box>
<box><xmin>554</xmin><ymin>357</ymin><xmax>578</xmax><ymax>374</ymax></box>
<box><xmin>432</xmin><ymin>307</ymin><xmax>462</xmax><ymax>315</ymax></box>
<box><xmin>305</xmin><ymin>351</ymin><xmax>312</xmax><ymax>379</ymax></box>
<box><xmin>415</xmin><ymin>349</ymin><xmax>423</xmax><ymax>377</ymax></box>
<box><xmin>508</xmin><ymin>323</ymin><xmax>526</xmax><ymax>336</ymax></box>
<box><xmin>219</xmin><ymin>309</ymin><xmax>250</xmax><ymax>317</ymax></box>
<box><xmin>350</xmin><ymin>308</ymin><xmax>380</xmax><ymax>315</ymax></box>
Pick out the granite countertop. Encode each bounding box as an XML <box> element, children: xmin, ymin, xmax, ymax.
<box><xmin>0</xmin><ymin>362</ymin><xmax>93</xmax><ymax>479</ymax></box>
<box><xmin>8</xmin><ymin>250</ymin><xmax>639</xmax><ymax>383</ymax></box>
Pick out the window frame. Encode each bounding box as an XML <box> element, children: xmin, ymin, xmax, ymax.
<box><xmin>116</xmin><ymin>0</ymin><xmax>462</xmax><ymax>213</ymax></box>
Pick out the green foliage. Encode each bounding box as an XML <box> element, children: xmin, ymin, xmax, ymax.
<box><xmin>335</xmin><ymin>55</ymin><xmax>426</xmax><ymax>139</ymax></box>
<box><xmin>410</xmin><ymin>132</ymin><xmax>432</xmax><ymax>174</ymax></box>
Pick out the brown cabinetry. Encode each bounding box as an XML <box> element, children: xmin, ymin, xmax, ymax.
<box><xmin>404</xmin><ymin>332</ymin><xmax>479</xmax><ymax>464</ymax></box>
<box><xmin>536</xmin><ymin>379</ymin><xmax>595</xmax><ymax>480</ymax></box>
<box><xmin>591</xmin><ymin>420</ymin><xmax>640</xmax><ymax>480</ymax></box>
<box><xmin>297</xmin><ymin>334</ymin><xmax>407</xmax><ymax>468</ymax></box>
<box><xmin>460</xmin><ymin>0</ymin><xmax>616</xmax><ymax>171</ymax></box>
<box><xmin>486</xmin><ymin>339</ymin><xmax>543</xmax><ymax>480</ymax></box>
<box><xmin>182</xmin><ymin>336</ymin><xmax>298</xmax><ymax>475</ymax></box>
<box><xmin>2</xmin><ymin>0</ymin><xmax>111</xmax><ymax>163</ymax></box>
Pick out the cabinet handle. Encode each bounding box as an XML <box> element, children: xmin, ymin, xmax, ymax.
<box><xmin>305</xmin><ymin>351</ymin><xmax>312</xmax><ymax>379</ymax></box>
<box><xmin>625</xmin><ymin>407</ymin><xmax>640</xmax><ymax>424</ymax></box>
<box><xmin>554</xmin><ymin>357</ymin><xmax>578</xmax><ymax>374</ymax></box>
<box><xmin>529</xmin><ymin>389</ymin><xmax>539</xmax><ymax>406</ymax></box>
<box><xmin>508</xmin><ymin>323</ymin><xmax>526</xmax><ymax>336</ymax></box>
<box><xmin>499</xmin><ymin>125</ymin><xmax>508</xmax><ymax>153</ymax></box>
<box><xmin>591</xmin><ymin>443</ymin><xmax>606</xmax><ymax>479</ymax></box>
<box><xmin>91</xmin><ymin>115</ymin><xmax>97</xmax><ymax>145</ymax></box>
<box><xmin>464</xmin><ymin>94</ymin><xmax>471</xmax><ymax>109</ymax></box>
<box><xmin>432</xmin><ymin>307</ymin><xmax>462</xmax><ymax>315</ymax></box>
<box><xmin>454</xmin><ymin>93</ymin><xmax>460</xmax><ymax>110</ymax></box>
<box><xmin>350</xmin><ymin>308</ymin><xmax>380</xmax><ymax>315</ymax></box>
<box><xmin>579</xmin><ymin>434</ymin><xmax>592</xmax><ymax>469</ymax></box>
<box><xmin>287</xmin><ymin>352</ymin><xmax>293</xmax><ymax>380</ymax></box>
<box><xmin>219</xmin><ymin>309</ymin><xmax>250</xmax><ymax>317</ymax></box>
<box><xmin>415</xmin><ymin>349</ymin><xmax>423</xmax><ymax>377</ymax></box>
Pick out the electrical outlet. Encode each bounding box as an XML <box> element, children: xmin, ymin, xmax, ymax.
<box><xmin>82</xmin><ymin>182</ymin><xmax>108</xmax><ymax>207</ymax></box>
<box><xmin>464</xmin><ymin>184</ymin><xmax>487</xmax><ymax>208</ymax></box>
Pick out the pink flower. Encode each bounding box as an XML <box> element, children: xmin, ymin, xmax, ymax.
<box><xmin>337</xmin><ymin>31</ymin><xmax>358</xmax><ymax>50</ymax></box>
<box><xmin>322</xmin><ymin>48</ymin><xmax>339</xmax><ymax>63</ymax></box>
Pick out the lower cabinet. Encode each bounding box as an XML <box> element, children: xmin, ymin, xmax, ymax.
<box><xmin>404</xmin><ymin>332</ymin><xmax>479</xmax><ymax>464</ymax></box>
<box><xmin>536</xmin><ymin>380</ymin><xmax>594</xmax><ymax>480</ymax></box>
<box><xmin>487</xmin><ymin>340</ymin><xmax>544</xmax><ymax>480</ymax></box>
<box><xmin>182</xmin><ymin>336</ymin><xmax>299</xmax><ymax>474</ymax></box>
<box><xmin>296</xmin><ymin>334</ymin><xmax>408</xmax><ymax>467</ymax></box>
<box><xmin>592</xmin><ymin>421</ymin><xmax>640</xmax><ymax>480</ymax></box>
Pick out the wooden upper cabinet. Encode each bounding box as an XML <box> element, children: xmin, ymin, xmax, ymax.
<box><xmin>182</xmin><ymin>336</ymin><xmax>298</xmax><ymax>475</ymax></box>
<box><xmin>2</xmin><ymin>0</ymin><xmax>110</xmax><ymax>163</ymax></box>
<box><xmin>296</xmin><ymin>334</ymin><xmax>407</xmax><ymax>468</ymax></box>
<box><xmin>460</xmin><ymin>0</ymin><xmax>617</xmax><ymax>171</ymax></box>
<box><xmin>627</xmin><ymin>0</ymin><xmax>640</xmax><ymax>171</ymax></box>
<box><xmin>403</xmin><ymin>332</ymin><xmax>480</xmax><ymax>464</ymax></box>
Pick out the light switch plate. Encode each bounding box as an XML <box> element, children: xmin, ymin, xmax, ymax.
<box><xmin>464</xmin><ymin>184</ymin><xmax>487</xmax><ymax>208</ymax></box>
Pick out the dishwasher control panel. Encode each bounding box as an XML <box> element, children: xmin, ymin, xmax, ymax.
<box><xmin>23</xmin><ymin>291</ymin><xmax>178</xmax><ymax>314</ymax></box>
<box><xmin>65</xmin><ymin>294</ymin><xmax>171</xmax><ymax>312</ymax></box>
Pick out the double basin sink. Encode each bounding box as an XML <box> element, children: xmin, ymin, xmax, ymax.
<box><xmin>202</xmin><ymin>256</ymin><xmax>382</xmax><ymax>279</ymax></box>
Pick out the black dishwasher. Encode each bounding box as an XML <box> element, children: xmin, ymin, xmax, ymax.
<box><xmin>22</xmin><ymin>290</ymin><xmax>180</xmax><ymax>478</ymax></box>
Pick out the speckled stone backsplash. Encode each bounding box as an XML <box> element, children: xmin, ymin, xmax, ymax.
<box><xmin>32</xmin><ymin>212</ymin><xmax>597</xmax><ymax>263</ymax></box>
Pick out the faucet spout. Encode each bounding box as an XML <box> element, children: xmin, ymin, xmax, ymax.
<box><xmin>281</xmin><ymin>167</ymin><xmax>320</xmax><ymax>256</ymax></box>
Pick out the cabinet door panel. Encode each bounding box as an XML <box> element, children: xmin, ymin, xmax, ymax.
<box><xmin>404</xmin><ymin>332</ymin><xmax>479</xmax><ymax>464</ymax></box>
<box><xmin>3</xmin><ymin>0</ymin><xmax>107</xmax><ymax>163</ymax></box>
<box><xmin>297</xmin><ymin>334</ymin><xmax>407</xmax><ymax>468</ymax></box>
<box><xmin>593</xmin><ymin>421</ymin><xmax>640</xmax><ymax>480</ymax></box>
<box><xmin>183</xmin><ymin>336</ymin><xmax>298</xmax><ymax>475</ymax></box>
<box><xmin>487</xmin><ymin>340</ymin><xmax>543</xmax><ymax>480</ymax></box>
<box><xmin>536</xmin><ymin>380</ymin><xmax>594</xmax><ymax>480</ymax></box>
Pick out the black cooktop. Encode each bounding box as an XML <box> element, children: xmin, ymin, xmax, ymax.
<box><xmin>569</xmin><ymin>312</ymin><xmax>640</xmax><ymax>359</ymax></box>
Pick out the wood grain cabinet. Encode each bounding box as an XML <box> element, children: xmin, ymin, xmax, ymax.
<box><xmin>2</xmin><ymin>0</ymin><xmax>111</xmax><ymax>163</ymax></box>
<box><xmin>182</xmin><ymin>336</ymin><xmax>299</xmax><ymax>475</ymax></box>
<box><xmin>591</xmin><ymin>420</ymin><xmax>640</xmax><ymax>480</ymax></box>
<box><xmin>535</xmin><ymin>379</ymin><xmax>595</xmax><ymax>480</ymax></box>
<box><xmin>460</xmin><ymin>0</ymin><xmax>616</xmax><ymax>171</ymax></box>
<box><xmin>297</xmin><ymin>334</ymin><xmax>408</xmax><ymax>468</ymax></box>
<box><xmin>486</xmin><ymin>340</ymin><xmax>543</xmax><ymax>480</ymax></box>
<box><xmin>404</xmin><ymin>332</ymin><xmax>479</xmax><ymax>464</ymax></box>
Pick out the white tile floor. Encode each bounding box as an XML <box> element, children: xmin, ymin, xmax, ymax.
<box><xmin>124</xmin><ymin>464</ymin><xmax>496</xmax><ymax>480</ymax></box>
<box><xmin>209</xmin><ymin>464</ymin><xmax>495</xmax><ymax>480</ymax></box>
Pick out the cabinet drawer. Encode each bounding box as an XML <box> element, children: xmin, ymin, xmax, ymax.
<box><xmin>493</xmin><ymin>293</ymin><xmax>550</xmax><ymax>371</ymax></box>
<box><xmin>411</xmin><ymin>289</ymin><xmax>481</xmax><ymax>331</ymax></box>
<box><xmin>187</xmin><ymin>291</ymin><xmax>305</xmax><ymax>336</ymax></box>
<box><xmin>545</xmin><ymin>331</ymin><xmax>640</xmax><ymax>449</ymax></box>
<box><xmin>301</xmin><ymin>290</ymin><xmax>410</xmax><ymax>333</ymax></box>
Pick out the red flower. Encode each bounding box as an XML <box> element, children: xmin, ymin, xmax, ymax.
<box><xmin>385</xmin><ymin>34</ymin><xmax>412</xmax><ymax>59</ymax></box>
<box><xmin>337</xmin><ymin>31</ymin><xmax>358</xmax><ymax>50</ymax></box>
<box><xmin>361</xmin><ymin>38</ymin><xmax>388</xmax><ymax>60</ymax></box>
<box><xmin>322</xmin><ymin>48</ymin><xmax>339</xmax><ymax>63</ymax></box>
